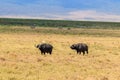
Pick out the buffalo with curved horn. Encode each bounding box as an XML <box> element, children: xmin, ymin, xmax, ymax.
<box><xmin>35</xmin><ymin>43</ymin><xmax>53</xmax><ymax>55</ymax></box>
<box><xmin>70</xmin><ymin>43</ymin><xmax>88</xmax><ymax>55</ymax></box>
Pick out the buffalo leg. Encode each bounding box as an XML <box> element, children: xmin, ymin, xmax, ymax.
<box><xmin>49</xmin><ymin>52</ymin><xmax>52</xmax><ymax>55</ymax></box>
<box><xmin>43</xmin><ymin>52</ymin><xmax>45</xmax><ymax>55</ymax></box>
<box><xmin>86</xmin><ymin>50</ymin><xmax>88</xmax><ymax>54</ymax></box>
<box><xmin>83</xmin><ymin>51</ymin><xmax>85</xmax><ymax>55</ymax></box>
<box><xmin>79</xmin><ymin>51</ymin><xmax>81</xmax><ymax>54</ymax></box>
<box><xmin>77</xmin><ymin>51</ymin><xmax>79</xmax><ymax>54</ymax></box>
<box><xmin>41</xmin><ymin>52</ymin><xmax>43</xmax><ymax>55</ymax></box>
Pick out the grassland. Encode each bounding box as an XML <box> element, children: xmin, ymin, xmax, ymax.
<box><xmin>0</xmin><ymin>18</ymin><xmax>120</xmax><ymax>29</ymax></box>
<box><xmin>0</xmin><ymin>26</ymin><xmax>120</xmax><ymax>80</ymax></box>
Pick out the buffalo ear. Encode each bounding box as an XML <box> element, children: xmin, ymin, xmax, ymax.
<box><xmin>73</xmin><ymin>44</ymin><xmax>76</xmax><ymax>47</ymax></box>
<box><xmin>37</xmin><ymin>45</ymin><xmax>40</xmax><ymax>48</ymax></box>
<box><xmin>35</xmin><ymin>44</ymin><xmax>39</xmax><ymax>48</ymax></box>
<box><xmin>73</xmin><ymin>44</ymin><xmax>78</xmax><ymax>49</ymax></box>
<box><xmin>70</xmin><ymin>44</ymin><xmax>75</xmax><ymax>49</ymax></box>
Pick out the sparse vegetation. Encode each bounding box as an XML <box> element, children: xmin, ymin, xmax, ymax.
<box><xmin>0</xmin><ymin>25</ymin><xmax>120</xmax><ymax>80</ymax></box>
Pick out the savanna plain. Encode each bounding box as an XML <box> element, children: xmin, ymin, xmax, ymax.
<box><xmin>0</xmin><ymin>26</ymin><xmax>120</xmax><ymax>80</ymax></box>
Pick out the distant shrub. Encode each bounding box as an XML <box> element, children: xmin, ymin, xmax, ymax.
<box><xmin>67</xmin><ymin>27</ymin><xmax>71</xmax><ymax>30</ymax></box>
<box><xmin>30</xmin><ymin>24</ymin><xmax>36</xmax><ymax>29</ymax></box>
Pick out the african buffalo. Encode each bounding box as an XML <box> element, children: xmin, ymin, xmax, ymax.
<box><xmin>70</xmin><ymin>43</ymin><xmax>88</xmax><ymax>55</ymax></box>
<box><xmin>36</xmin><ymin>43</ymin><xmax>53</xmax><ymax>55</ymax></box>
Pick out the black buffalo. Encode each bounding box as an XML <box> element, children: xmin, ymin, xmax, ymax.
<box><xmin>70</xmin><ymin>43</ymin><xmax>88</xmax><ymax>55</ymax></box>
<box><xmin>36</xmin><ymin>43</ymin><xmax>53</xmax><ymax>55</ymax></box>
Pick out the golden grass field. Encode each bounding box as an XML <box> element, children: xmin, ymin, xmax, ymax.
<box><xmin>0</xmin><ymin>26</ymin><xmax>120</xmax><ymax>80</ymax></box>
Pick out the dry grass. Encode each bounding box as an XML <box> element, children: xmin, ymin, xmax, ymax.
<box><xmin>0</xmin><ymin>26</ymin><xmax>120</xmax><ymax>80</ymax></box>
